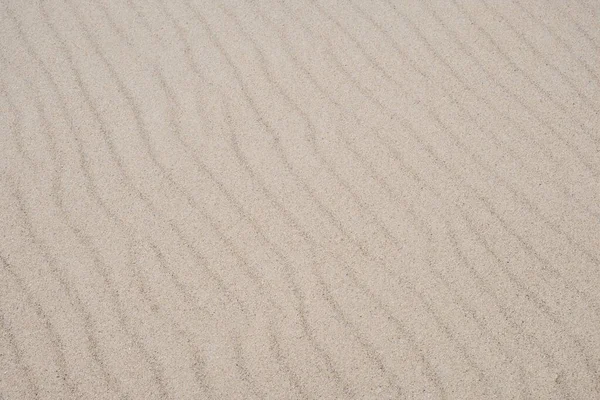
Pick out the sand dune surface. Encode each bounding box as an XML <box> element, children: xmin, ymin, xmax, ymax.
<box><xmin>1</xmin><ymin>0</ymin><xmax>600</xmax><ymax>398</ymax></box>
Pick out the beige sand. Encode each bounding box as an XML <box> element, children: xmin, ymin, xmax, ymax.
<box><xmin>1</xmin><ymin>0</ymin><xmax>599</xmax><ymax>398</ymax></box>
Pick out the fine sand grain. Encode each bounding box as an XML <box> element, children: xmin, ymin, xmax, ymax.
<box><xmin>1</xmin><ymin>0</ymin><xmax>599</xmax><ymax>398</ymax></box>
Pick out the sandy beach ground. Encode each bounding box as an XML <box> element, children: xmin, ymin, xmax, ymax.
<box><xmin>1</xmin><ymin>0</ymin><xmax>599</xmax><ymax>398</ymax></box>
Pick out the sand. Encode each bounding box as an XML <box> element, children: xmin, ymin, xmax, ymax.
<box><xmin>1</xmin><ymin>0</ymin><xmax>599</xmax><ymax>398</ymax></box>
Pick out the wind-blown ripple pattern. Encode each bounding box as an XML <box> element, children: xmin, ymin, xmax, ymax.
<box><xmin>1</xmin><ymin>0</ymin><xmax>599</xmax><ymax>398</ymax></box>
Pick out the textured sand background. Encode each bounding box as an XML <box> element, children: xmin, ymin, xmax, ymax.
<box><xmin>1</xmin><ymin>0</ymin><xmax>600</xmax><ymax>398</ymax></box>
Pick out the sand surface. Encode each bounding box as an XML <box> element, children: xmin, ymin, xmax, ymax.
<box><xmin>1</xmin><ymin>0</ymin><xmax>600</xmax><ymax>398</ymax></box>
